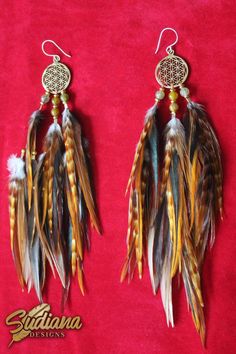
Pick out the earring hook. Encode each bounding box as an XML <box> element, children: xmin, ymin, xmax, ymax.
<box><xmin>155</xmin><ymin>28</ymin><xmax>178</xmax><ymax>55</ymax></box>
<box><xmin>41</xmin><ymin>40</ymin><xmax>72</xmax><ymax>62</ymax></box>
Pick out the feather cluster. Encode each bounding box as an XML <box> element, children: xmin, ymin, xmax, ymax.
<box><xmin>121</xmin><ymin>100</ymin><xmax>223</xmax><ymax>344</ymax></box>
<box><xmin>8</xmin><ymin>104</ymin><xmax>100</xmax><ymax>305</ymax></box>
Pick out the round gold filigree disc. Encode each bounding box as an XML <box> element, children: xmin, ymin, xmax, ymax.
<box><xmin>42</xmin><ymin>62</ymin><xmax>71</xmax><ymax>94</ymax></box>
<box><xmin>155</xmin><ymin>54</ymin><xmax>188</xmax><ymax>88</ymax></box>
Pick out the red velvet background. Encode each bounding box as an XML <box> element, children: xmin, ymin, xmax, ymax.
<box><xmin>0</xmin><ymin>1</ymin><xmax>235</xmax><ymax>353</ymax></box>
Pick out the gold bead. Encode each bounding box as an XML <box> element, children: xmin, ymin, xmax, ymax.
<box><xmin>168</xmin><ymin>91</ymin><xmax>178</xmax><ymax>101</ymax></box>
<box><xmin>51</xmin><ymin>107</ymin><xmax>60</xmax><ymax>117</ymax></box>
<box><xmin>52</xmin><ymin>95</ymin><xmax>60</xmax><ymax>105</ymax></box>
<box><xmin>169</xmin><ymin>102</ymin><xmax>179</xmax><ymax>112</ymax></box>
<box><xmin>61</xmin><ymin>92</ymin><xmax>69</xmax><ymax>103</ymax></box>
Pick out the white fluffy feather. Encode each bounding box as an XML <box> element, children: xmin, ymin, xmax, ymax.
<box><xmin>7</xmin><ymin>155</ymin><xmax>25</xmax><ymax>180</ymax></box>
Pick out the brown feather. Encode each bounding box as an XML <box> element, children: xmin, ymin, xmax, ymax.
<box><xmin>186</xmin><ymin>103</ymin><xmax>222</xmax><ymax>264</ymax></box>
<box><xmin>33</xmin><ymin>153</ymin><xmax>55</xmax><ymax>275</ymax></box>
<box><xmin>183</xmin><ymin>237</ymin><xmax>205</xmax><ymax>345</ymax></box>
<box><xmin>126</xmin><ymin>118</ymin><xmax>154</xmax><ymax>195</ymax></box>
<box><xmin>121</xmin><ymin>106</ymin><xmax>158</xmax><ymax>281</ymax></box>
<box><xmin>73</xmin><ymin>118</ymin><xmax>101</xmax><ymax>234</ymax></box>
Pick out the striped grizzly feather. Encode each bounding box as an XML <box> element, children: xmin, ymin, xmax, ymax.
<box><xmin>41</xmin><ymin>123</ymin><xmax>66</xmax><ymax>288</ymax></box>
<box><xmin>161</xmin><ymin>117</ymin><xmax>189</xmax><ymax>278</ymax></box>
<box><xmin>62</xmin><ymin>108</ymin><xmax>101</xmax><ymax>235</ymax></box>
<box><xmin>148</xmin><ymin>117</ymin><xmax>189</xmax><ymax>327</ymax></box>
<box><xmin>184</xmin><ymin>102</ymin><xmax>223</xmax><ymax>263</ymax></box>
<box><xmin>182</xmin><ymin>235</ymin><xmax>205</xmax><ymax>345</ymax></box>
<box><xmin>62</xmin><ymin>108</ymin><xmax>101</xmax><ymax>294</ymax></box>
<box><xmin>121</xmin><ymin>103</ymin><xmax>159</xmax><ymax>282</ymax></box>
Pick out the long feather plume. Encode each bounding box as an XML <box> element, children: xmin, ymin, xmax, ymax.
<box><xmin>184</xmin><ymin>102</ymin><xmax>223</xmax><ymax>263</ymax></box>
<box><xmin>35</xmin><ymin>123</ymin><xmax>66</xmax><ymax>288</ymax></box>
<box><xmin>62</xmin><ymin>107</ymin><xmax>101</xmax><ymax>294</ymax></box>
<box><xmin>26</xmin><ymin>152</ymin><xmax>48</xmax><ymax>301</ymax></box>
<box><xmin>25</xmin><ymin>110</ymin><xmax>44</xmax><ymax>211</ymax></box>
<box><xmin>149</xmin><ymin>116</ymin><xmax>189</xmax><ymax>325</ymax></box>
<box><xmin>161</xmin><ymin>117</ymin><xmax>188</xmax><ymax>276</ymax></box>
<box><xmin>63</xmin><ymin>108</ymin><xmax>101</xmax><ymax>233</ymax></box>
<box><xmin>121</xmin><ymin>103</ymin><xmax>159</xmax><ymax>281</ymax></box>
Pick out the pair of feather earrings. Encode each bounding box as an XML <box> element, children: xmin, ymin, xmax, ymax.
<box><xmin>121</xmin><ymin>28</ymin><xmax>223</xmax><ymax>344</ymax></box>
<box><xmin>7</xmin><ymin>32</ymin><xmax>223</xmax><ymax>344</ymax></box>
<box><xmin>7</xmin><ymin>40</ymin><xmax>101</xmax><ymax>305</ymax></box>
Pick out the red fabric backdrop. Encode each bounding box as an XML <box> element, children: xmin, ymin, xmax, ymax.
<box><xmin>0</xmin><ymin>1</ymin><xmax>235</xmax><ymax>353</ymax></box>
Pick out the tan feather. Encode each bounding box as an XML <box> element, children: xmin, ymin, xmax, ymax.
<box><xmin>77</xmin><ymin>260</ymin><xmax>85</xmax><ymax>295</ymax></box>
<box><xmin>9</xmin><ymin>186</ymin><xmax>17</xmax><ymax>252</ymax></box>
<box><xmin>16</xmin><ymin>180</ymin><xmax>27</xmax><ymax>273</ymax></box>
<box><xmin>120</xmin><ymin>190</ymin><xmax>137</xmax><ymax>282</ymax></box>
<box><xmin>43</xmin><ymin>127</ymin><xmax>62</xmax><ymax>234</ymax></box>
<box><xmin>63</xmin><ymin>124</ymin><xmax>83</xmax><ymax>260</ymax></box>
<box><xmin>160</xmin><ymin>139</ymin><xmax>174</xmax><ymax>202</ymax></box>
<box><xmin>166</xmin><ymin>179</ymin><xmax>177</xmax><ymax>277</ymax></box>
<box><xmin>25</xmin><ymin>111</ymin><xmax>43</xmax><ymax>211</ymax></box>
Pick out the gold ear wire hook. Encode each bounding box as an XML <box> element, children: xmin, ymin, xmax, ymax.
<box><xmin>41</xmin><ymin>40</ymin><xmax>72</xmax><ymax>62</ymax></box>
<box><xmin>155</xmin><ymin>28</ymin><xmax>179</xmax><ymax>55</ymax></box>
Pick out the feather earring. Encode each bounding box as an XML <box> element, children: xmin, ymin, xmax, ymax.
<box><xmin>121</xmin><ymin>28</ymin><xmax>223</xmax><ymax>345</ymax></box>
<box><xmin>7</xmin><ymin>40</ymin><xmax>101</xmax><ymax>304</ymax></box>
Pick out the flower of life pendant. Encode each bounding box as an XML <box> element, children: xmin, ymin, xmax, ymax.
<box><xmin>155</xmin><ymin>54</ymin><xmax>189</xmax><ymax>88</ymax></box>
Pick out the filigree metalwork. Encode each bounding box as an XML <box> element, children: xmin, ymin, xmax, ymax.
<box><xmin>155</xmin><ymin>55</ymin><xmax>188</xmax><ymax>88</ymax></box>
<box><xmin>42</xmin><ymin>62</ymin><xmax>71</xmax><ymax>94</ymax></box>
